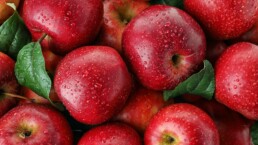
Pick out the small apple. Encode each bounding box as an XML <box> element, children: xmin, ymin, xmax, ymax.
<box><xmin>96</xmin><ymin>0</ymin><xmax>149</xmax><ymax>52</ymax></box>
<box><xmin>113</xmin><ymin>86</ymin><xmax>169</xmax><ymax>133</ymax></box>
<box><xmin>0</xmin><ymin>52</ymin><xmax>19</xmax><ymax>117</ymax></box>
<box><xmin>77</xmin><ymin>122</ymin><xmax>142</xmax><ymax>145</ymax></box>
<box><xmin>144</xmin><ymin>103</ymin><xmax>220</xmax><ymax>145</ymax></box>
<box><xmin>0</xmin><ymin>103</ymin><xmax>73</xmax><ymax>145</ymax></box>
<box><xmin>215</xmin><ymin>42</ymin><xmax>258</xmax><ymax>120</ymax></box>
<box><xmin>42</xmin><ymin>48</ymin><xmax>63</xmax><ymax>75</ymax></box>
<box><xmin>54</xmin><ymin>46</ymin><xmax>132</xmax><ymax>125</ymax></box>
<box><xmin>21</xmin><ymin>0</ymin><xmax>103</xmax><ymax>55</ymax></box>
<box><xmin>0</xmin><ymin>0</ymin><xmax>20</xmax><ymax>24</ymax></box>
<box><xmin>122</xmin><ymin>5</ymin><xmax>206</xmax><ymax>90</ymax></box>
<box><xmin>184</xmin><ymin>0</ymin><xmax>258</xmax><ymax>39</ymax></box>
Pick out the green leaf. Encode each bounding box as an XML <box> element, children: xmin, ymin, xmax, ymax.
<box><xmin>0</xmin><ymin>11</ymin><xmax>31</xmax><ymax>59</ymax></box>
<box><xmin>251</xmin><ymin>121</ymin><xmax>258</xmax><ymax>145</ymax></box>
<box><xmin>150</xmin><ymin>0</ymin><xmax>184</xmax><ymax>9</ymax></box>
<box><xmin>163</xmin><ymin>60</ymin><xmax>215</xmax><ymax>101</ymax></box>
<box><xmin>15</xmin><ymin>42</ymin><xmax>51</xmax><ymax>99</ymax></box>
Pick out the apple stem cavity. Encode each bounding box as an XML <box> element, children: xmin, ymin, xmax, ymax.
<box><xmin>171</xmin><ymin>54</ymin><xmax>181</xmax><ymax>66</ymax></box>
<box><xmin>19</xmin><ymin>130</ymin><xmax>32</xmax><ymax>139</ymax></box>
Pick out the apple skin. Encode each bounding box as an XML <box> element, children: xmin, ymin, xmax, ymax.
<box><xmin>96</xmin><ymin>0</ymin><xmax>149</xmax><ymax>52</ymax></box>
<box><xmin>21</xmin><ymin>0</ymin><xmax>103</xmax><ymax>55</ymax></box>
<box><xmin>191</xmin><ymin>99</ymin><xmax>253</xmax><ymax>145</ymax></box>
<box><xmin>77</xmin><ymin>122</ymin><xmax>142</xmax><ymax>145</ymax></box>
<box><xmin>113</xmin><ymin>87</ymin><xmax>169</xmax><ymax>133</ymax></box>
<box><xmin>0</xmin><ymin>104</ymin><xmax>73</xmax><ymax>145</ymax></box>
<box><xmin>122</xmin><ymin>5</ymin><xmax>206</xmax><ymax>90</ymax></box>
<box><xmin>54</xmin><ymin>46</ymin><xmax>132</xmax><ymax>125</ymax></box>
<box><xmin>42</xmin><ymin>48</ymin><xmax>63</xmax><ymax>75</ymax></box>
<box><xmin>0</xmin><ymin>0</ymin><xmax>20</xmax><ymax>24</ymax></box>
<box><xmin>205</xmin><ymin>40</ymin><xmax>227</xmax><ymax>65</ymax></box>
<box><xmin>144</xmin><ymin>103</ymin><xmax>219</xmax><ymax>145</ymax></box>
<box><xmin>184</xmin><ymin>0</ymin><xmax>258</xmax><ymax>40</ymax></box>
<box><xmin>0</xmin><ymin>52</ymin><xmax>19</xmax><ymax>117</ymax></box>
<box><xmin>215</xmin><ymin>42</ymin><xmax>258</xmax><ymax>120</ymax></box>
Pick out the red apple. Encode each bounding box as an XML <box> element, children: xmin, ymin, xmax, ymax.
<box><xmin>0</xmin><ymin>103</ymin><xmax>73</xmax><ymax>145</ymax></box>
<box><xmin>184</xmin><ymin>0</ymin><xmax>258</xmax><ymax>39</ymax></box>
<box><xmin>0</xmin><ymin>52</ymin><xmax>19</xmax><ymax>117</ymax></box>
<box><xmin>42</xmin><ymin>49</ymin><xmax>63</xmax><ymax>75</ymax></box>
<box><xmin>77</xmin><ymin>122</ymin><xmax>142</xmax><ymax>145</ymax></box>
<box><xmin>122</xmin><ymin>5</ymin><xmax>206</xmax><ymax>90</ymax></box>
<box><xmin>206</xmin><ymin>40</ymin><xmax>227</xmax><ymax>65</ymax></box>
<box><xmin>215</xmin><ymin>42</ymin><xmax>258</xmax><ymax>120</ymax></box>
<box><xmin>54</xmin><ymin>46</ymin><xmax>132</xmax><ymax>125</ymax></box>
<box><xmin>0</xmin><ymin>0</ymin><xmax>20</xmax><ymax>24</ymax></box>
<box><xmin>96</xmin><ymin>0</ymin><xmax>149</xmax><ymax>52</ymax></box>
<box><xmin>113</xmin><ymin>87</ymin><xmax>170</xmax><ymax>133</ymax></box>
<box><xmin>21</xmin><ymin>0</ymin><xmax>103</xmax><ymax>55</ymax></box>
<box><xmin>144</xmin><ymin>103</ymin><xmax>219</xmax><ymax>145</ymax></box>
<box><xmin>193</xmin><ymin>99</ymin><xmax>253</xmax><ymax>145</ymax></box>
<box><xmin>231</xmin><ymin>18</ymin><xmax>258</xmax><ymax>45</ymax></box>
<box><xmin>18</xmin><ymin>86</ymin><xmax>59</xmax><ymax>105</ymax></box>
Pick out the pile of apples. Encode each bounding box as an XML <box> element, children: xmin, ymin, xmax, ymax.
<box><xmin>0</xmin><ymin>0</ymin><xmax>258</xmax><ymax>144</ymax></box>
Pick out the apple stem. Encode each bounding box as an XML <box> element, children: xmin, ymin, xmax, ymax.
<box><xmin>38</xmin><ymin>33</ymin><xmax>48</xmax><ymax>43</ymax></box>
<box><xmin>2</xmin><ymin>92</ymin><xmax>34</xmax><ymax>102</ymax></box>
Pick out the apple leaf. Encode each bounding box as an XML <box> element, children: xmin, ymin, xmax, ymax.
<box><xmin>251</xmin><ymin>121</ymin><xmax>258</xmax><ymax>145</ymax></box>
<box><xmin>0</xmin><ymin>11</ymin><xmax>31</xmax><ymax>59</ymax></box>
<box><xmin>15</xmin><ymin>42</ymin><xmax>51</xmax><ymax>100</ymax></box>
<box><xmin>163</xmin><ymin>60</ymin><xmax>215</xmax><ymax>101</ymax></box>
<box><xmin>150</xmin><ymin>0</ymin><xmax>184</xmax><ymax>9</ymax></box>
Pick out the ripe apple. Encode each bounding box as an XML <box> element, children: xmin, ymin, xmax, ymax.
<box><xmin>184</xmin><ymin>0</ymin><xmax>258</xmax><ymax>39</ymax></box>
<box><xmin>77</xmin><ymin>122</ymin><xmax>142</xmax><ymax>145</ymax></box>
<box><xmin>192</xmin><ymin>99</ymin><xmax>253</xmax><ymax>145</ymax></box>
<box><xmin>0</xmin><ymin>103</ymin><xmax>73</xmax><ymax>145</ymax></box>
<box><xmin>18</xmin><ymin>86</ymin><xmax>59</xmax><ymax>105</ymax></box>
<box><xmin>215</xmin><ymin>42</ymin><xmax>258</xmax><ymax>120</ymax></box>
<box><xmin>144</xmin><ymin>103</ymin><xmax>220</xmax><ymax>145</ymax></box>
<box><xmin>54</xmin><ymin>46</ymin><xmax>132</xmax><ymax>125</ymax></box>
<box><xmin>0</xmin><ymin>52</ymin><xmax>19</xmax><ymax>117</ymax></box>
<box><xmin>206</xmin><ymin>40</ymin><xmax>227</xmax><ymax>65</ymax></box>
<box><xmin>21</xmin><ymin>0</ymin><xmax>103</xmax><ymax>55</ymax></box>
<box><xmin>0</xmin><ymin>0</ymin><xmax>20</xmax><ymax>24</ymax></box>
<box><xmin>96</xmin><ymin>0</ymin><xmax>149</xmax><ymax>52</ymax></box>
<box><xmin>113</xmin><ymin>86</ymin><xmax>169</xmax><ymax>133</ymax></box>
<box><xmin>122</xmin><ymin>5</ymin><xmax>206</xmax><ymax>90</ymax></box>
<box><xmin>42</xmin><ymin>49</ymin><xmax>63</xmax><ymax>75</ymax></box>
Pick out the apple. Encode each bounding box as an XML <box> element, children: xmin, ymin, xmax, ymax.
<box><xmin>231</xmin><ymin>18</ymin><xmax>258</xmax><ymax>45</ymax></box>
<box><xmin>42</xmin><ymin>49</ymin><xmax>63</xmax><ymax>75</ymax></box>
<box><xmin>113</xmin><ymin>86</ymin><xmax>170</xmax><ymax>133</ymax></box>
<box><xmin>77</xmin><ymin>122</ymin><xmax>142</xmax><ymax>145</ymax></box>
<box><xmin>18</xmin><ymin>86</ymin><xmax>59</xmax><ymax>105</ymax></box>
<box><xmin>144</xmin><ymin>103</ymin><xmax>219</xmax><ymax>145</ymax></box>
<box><xmin>184</xmin><ymin>0</ymin><xmax>258</xmax><ymax>39</ymax></box>
<box><xmin>96</xmin><ymin>0</ymin><xmax>149</xmax><ymax>52</ymax></box>
<box><xmin>206</xmin><ymin>40</ymin><xmax>227</xmax><ymax>65</ymax></box>
<box><xmin>0</xmin><ymin>0</ymin><xmax>20</xmax><ymax>24</ymax></box>
<box><xmin>21</xmin><ymin>0</ymin><xmax>103</xmax><ymax>55</ymax></box>
<box><xmin>0</xmin><ymin>52</ymin><xmax>19</xmax><ymax>117</ymax></box>
<box><xmin>122</xmin><ymin>5</ymin><xmax>206</xmax><ymax>90</ymax></box>
<box><xmin>54</xmin><ymin>46</ymin><xmax>132</xmax><ymax>125</ymax></box>
<box><xmin>192</xmin><ymin>99</ymin><xmax>253</xmax><ymax>145</ymax></box>
<box><xmin>0</xmin><ymin>103</ymin><xmax>73</xmax><ymax>145</ymax></box>
<box><xmin>215</xmin><ymin>42</ymin><xmax>258</xmax><ymax>120</ymax></box>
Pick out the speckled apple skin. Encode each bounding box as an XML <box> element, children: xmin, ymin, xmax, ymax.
<box><xmin>123</xmin><ymin>5</ymin><xmax>206</xmax><ymax>91</ymax></box>
<box><xmin>215</xmin><ymin>42</ymin><xmax>258</xmax><ymax>120</ymax></box>
<box><xmin>144</xmin><ymin>103</ymin><xmax>219</xmax><ymax>145</ymax></box>
<box><xmin>54</xmin><ymin>46</ymin><xmax>132</xmax><ymax>125</ymax></box>
<box><xmin>184</xmin><ymin>0</ymin><xmax>258</xmax><ymax>39</ymax></box>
